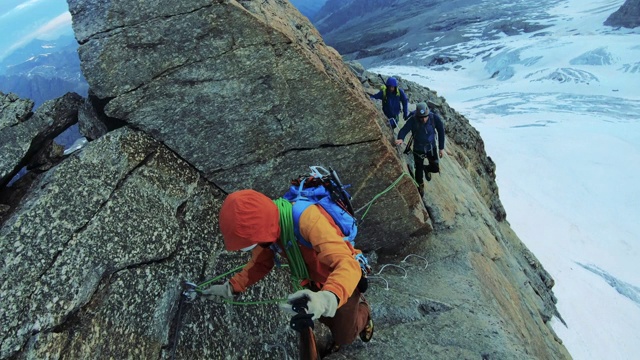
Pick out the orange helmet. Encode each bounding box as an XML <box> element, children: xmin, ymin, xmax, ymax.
<box><xmin>219</xmin><ymin>189</ymin><xmax>280</xmax><ymax>251</ymax></box>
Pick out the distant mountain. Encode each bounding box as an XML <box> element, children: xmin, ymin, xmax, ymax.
<box><xmin>0</xmin><ymin>36</ymin><xmax>78</xmax><ymax>73</ymax></box>
<box><xmin>605</xmin><ymin>0</ymin><xmax>640</xmax><ymax>28</ymax></box>
<box><xmin>0</xmin><ymin>74</ymin><xmax>87</xmax><ymax>109</ymax></box>
<box><xmin>0</xmin><ymin>35</ymin><xmax>88</xmax><ymax>108</ymax></box>
<box><xmin>289</xmin><ymin>0</ymin><xmax>327</xmax><ymax>20</ymax></box>
<box><xmin>311</xmin><ymin>0</ymin><xmax>556</xmax><ymax>67</ymax></box>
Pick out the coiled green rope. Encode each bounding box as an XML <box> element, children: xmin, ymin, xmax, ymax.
<box><xmin>273</xmin><ymin>198</ymin><xmax>308</xmax><ymax>291</ymax></box>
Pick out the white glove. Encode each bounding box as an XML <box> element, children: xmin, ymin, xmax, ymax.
<box><xmin>200</xmin><ymin>281</ymin><xmax>233</xmax><ymax>300</ymax></box>
<box><xmin>280</xmin><ymin>289</ymin><xmax>338</xmax><ymax>320</ymax></box>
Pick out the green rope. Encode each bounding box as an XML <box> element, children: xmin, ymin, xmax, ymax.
<box><xmin>223</xmin><ymin>298</ymin><xmax>287</xmax><ymax>305</ymax></box>
<box><xmin>195</xmin><ymin>264</ymin><xmax>289</xmax><ymax>305</ymax></box>
<box><xmin>355</xmin><ymin>172</ymin><xmax>418</xmax><ymax>220</ymax></box>
<box><xmin>195</xmin><ymin>265</ymin><xmax>246</xmax><ymax>291</ymax></box>
<box><xmin>274</xmin><ymin>198</ymin><xmax>308</xmax><ymax>291</ymax></box>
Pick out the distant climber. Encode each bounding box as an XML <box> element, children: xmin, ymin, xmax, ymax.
<box><xmin>395</xmin><ymin>102</ymin><xmax>445</xmax><ymax>196</ymax></box>
<box><xmin>202</xmin><ymin>189</ymin><xmax>374</xmax><ymax>354</ymax></box>
<box><xmin>370</xmin><ymin>76</ymin><xmax>409</xmax><ymax>129</ymax></box>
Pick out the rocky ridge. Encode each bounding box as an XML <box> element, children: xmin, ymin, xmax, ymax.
<box><xmin>0</xmin><ymin>0</ymin><xmax>570</xmax><ymax>359</ymax></box>
<box><xmin>67</xmin><ymin>0</ymin><xmax>428</xmax><ymax>252</ymax></box>
<box><xmin>0</xmin><ymin>92</ymin><xmax>82</xmax><ymax>189</ymax></box>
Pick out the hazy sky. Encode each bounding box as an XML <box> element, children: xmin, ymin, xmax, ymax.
<box><xmin>0</xmin><ymin>0</ymin><xmax>73</xmax><ymax>60</ymax></box>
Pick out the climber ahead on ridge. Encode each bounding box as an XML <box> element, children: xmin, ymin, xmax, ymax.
<box><xmin>370</xmin><ymin>76</ymin><xmax>408</xmax><ymax>129</ymax></box>
<box><xmin>396</xmin><ymin>102</ymin><xmax>445</xmax><ymax>197</ymax></box>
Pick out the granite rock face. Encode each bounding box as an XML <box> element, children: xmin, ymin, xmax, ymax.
<box><xmin>68</xmin><ymin>0</ymin><xmax>429</xmax><ymax>253</ymax></box>
<box><xmin>77</xmin><ymin>96</ymin><xmax>108</xmax><ymax>140</ymax></box>
<box><xmin>0</xmin><ymin>128</ymin><xmax>297</xmax><ymax>359</ymax></box>
<box><xmin>329</xmin><ymin>68</ymin><xmax>567</xmax><ymax>359</ymax></box>
<box><xmin>0</xmin><ymin>92</ymin><xmax>33</xmax><ymax>129</ymax></box>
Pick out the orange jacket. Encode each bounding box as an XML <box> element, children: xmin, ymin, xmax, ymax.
<box><xmin>228</xmin><ymin>204</ymin><xmax>362</xmax><ymax>308</ymax></box>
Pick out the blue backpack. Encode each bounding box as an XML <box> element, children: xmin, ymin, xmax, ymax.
<box><xmin>282</xmin><ymin>166</ymin><xmax>369</xmax><ymax>271</ymax></box>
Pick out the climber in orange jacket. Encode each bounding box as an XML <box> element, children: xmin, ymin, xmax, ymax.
<box><xmin>202</xmin><ymin>189</ymin><xmax>373</xmax><ymax>348</ymax></box>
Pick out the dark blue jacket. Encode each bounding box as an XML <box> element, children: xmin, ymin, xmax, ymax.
<box><xmin>397</xmin><ymin>111</ymin><xmax>445</xmax><ymax>154</ymax></box>
<box><xmin>370</xmin><ymin>87</ymin><xmax>409</xmax><ymax>119</ymax></box>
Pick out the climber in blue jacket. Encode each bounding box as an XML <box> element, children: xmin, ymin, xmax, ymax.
<box><xmin>396</xmin><ymin>102</ymin><xmax>445</xmax><ymax>197</ymax></box>
<box><xmin>370</xmin><ymin>77</ymin><xmax>408</xmax><ymax>129</ymax></box>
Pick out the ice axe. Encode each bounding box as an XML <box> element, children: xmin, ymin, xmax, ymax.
<box><xmin>289</xmin><ymin>296</ymin><xmax>319</xmax><ymax>360</ymax></box>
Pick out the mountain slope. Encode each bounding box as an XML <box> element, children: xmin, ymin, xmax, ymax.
<box><xmin>312</xmin><ymin>0</ymin><xmax>554</xmax><ymax>67</ymax></box>
<box><xmin>604</xmin><ymin>0</ymin><xmax>640</xmax><ymax>28</ymax></box>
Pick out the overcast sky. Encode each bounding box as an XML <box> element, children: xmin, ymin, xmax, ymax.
<box><xmin>0</xmin><ymin>0</ymin><xmax>73</xmax><ymax>60</ymax></box>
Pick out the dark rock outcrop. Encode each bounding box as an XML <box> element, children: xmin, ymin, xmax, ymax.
<box><xmin>0</xmin><ymin>92</ymin><xmax>82</xmax><ymax>188</ymax></box>
<box><xmin>0</xmin><ymin>92</ymin><xmax>33</xmax><ymax>128</ymax></box>
<box><xmin>604</xmin><ymin>0</ymin><xmax>640</xmax><ymax>28</ymax></box>
<box><xmin>0</xmin><ymin>75</ymin><xmax>88</xmax><ymax>109</ymax></box>
<box><xmin>77</xmin><ymin>97</ymin><xmax>108</xmax><ymax>140</ymax></box>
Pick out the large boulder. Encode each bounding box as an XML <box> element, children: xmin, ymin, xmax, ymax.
<box><xmin>68</xmin><ymin>0</ymin><xmax>429</xmax><ymax>253</ymax></box>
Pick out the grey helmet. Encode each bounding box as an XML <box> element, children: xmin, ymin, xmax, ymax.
<box><xmin>415</xmin><ymin>102</ymin><xmax>430</xmax><ymax>118</ymax></box>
